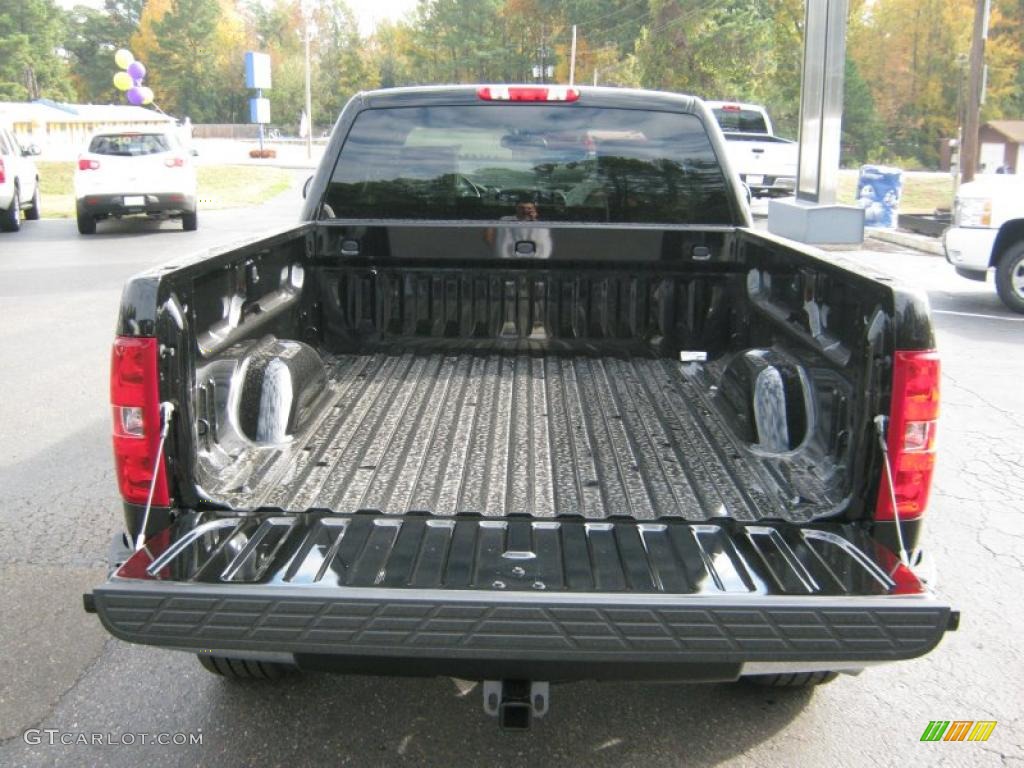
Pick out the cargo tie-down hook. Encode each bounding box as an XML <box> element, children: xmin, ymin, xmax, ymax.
<box><xmin>136</xmin><ymin>401</ymin><xmax>175</xmax><ymax>552</ymax></box>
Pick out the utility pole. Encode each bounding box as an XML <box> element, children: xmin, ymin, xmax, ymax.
<box><xmin>304</xmin><ymin>23</ymin><xmax>313</xmax><ymax>160</ymax></box>
<box><xmin>569</xmin><ymin>25</ymin><xmax>577</xmax><ymax>86</ymax></box>
<box><xmin>539</xmin><ymin>24</ymin><xmax>547</xmax><ymax>84</ymax></box>
<box><xmin>962</xmin><ymin>0</ymin><xmax>990</xmax><ymax>183</ymax></box>
<box><xmin>952</xmin><ymin>53</ymin><xmax>968</xmax><ymax>201</ymax></box>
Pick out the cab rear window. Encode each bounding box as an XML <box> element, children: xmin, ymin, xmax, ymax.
<box><xmin>323</xmin><ymin>105</ymin><xmax>733</xmax><ymax>225</ymax></box>
<box><xmin>711</xmin><ymin>108</ymin><xmax>768</xmax><ymax>134</ymax></box>
<box><xmin>88</xmin><ymin>134</ymin><xmax>171</xmax><ymax>156</ymax></box>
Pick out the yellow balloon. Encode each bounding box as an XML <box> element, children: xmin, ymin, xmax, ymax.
<box><xmin>139</xmin><ymin>87</ymin><xmax>154</xmax><ymax>105</ymax></box>
<box><xmin>113</xmin><ymin>71</ymin><xmax>133</xmax><ymax>92</ymax></box>
<box><xmin>114</xmin><ymin>49</ymin><xmax>134</xmax><ymax>70</ymax></box>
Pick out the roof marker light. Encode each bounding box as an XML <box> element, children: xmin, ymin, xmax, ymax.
<box><xmin>477</xmin><ymin>86</ymin><xmax>580</xmax><ymax>102</ymax></box>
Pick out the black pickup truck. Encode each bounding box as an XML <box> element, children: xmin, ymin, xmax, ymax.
<box><xmin>86</xmin><ymin>85</ymin><xmax>955</xmax><ymax>729</ymax></box>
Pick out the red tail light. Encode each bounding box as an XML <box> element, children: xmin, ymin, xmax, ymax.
<box><xmin>78</xmin><ymin>157</ymin><xmax>100</xmax><ymax>171</ymax></box>
<box><xmin>875</xmin><ymin>350</ymin><xmax>940</xmax><ymax>521</ymax></box>
<box><xmin>477</xmin><ymin>86</ymin><xmax>580</xmax><ymax>102</ymax></box>
<box><xmin>164</xmin><ymin>156</ymin><xmax>185</xmax><ymax>168</ymax></box>
<box><xmin>721</xmin><ymin>103</ymin><xmax>741</xmax><ymax>111</ymax></box>
<box><xmin>0</xmin><ymin>157</ymin><xmax>5</xmax><ymax>184</ymax></box>
<box><xmin>110</xmin><ymin>337</ymin><xmax>169</xmax><ymax>506</ymax></box>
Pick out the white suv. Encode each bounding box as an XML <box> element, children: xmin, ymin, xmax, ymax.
<box><xmin>74</xmin><ymin>129</ymin><xmax>198</xmax><ymax>234</ymax></box>
<box><xmin>0</xmin><ymin>126</ymin><xmax>42</xmax><ymax>232</ymax></box>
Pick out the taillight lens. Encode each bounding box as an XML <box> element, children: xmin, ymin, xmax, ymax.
<box><xmin>477</xmin><ymin>86</ymin><xmax>580</xmax><ymax>102</ymax></box>
<box><xmin>164</xmin><ymin>156</ymin><xmax>185</xmax><ymax>168</ymax></box>
<box><xmin>0</xmin><ymin>157</ymin><xmax>5</xmax><ymax>184</ymax></box>
<box><xmin>78</xmin><ymin>157</ymin><xmax>100</xmax><ymax>171</ymax></box>
<box><xmin>110</xmin><ymin>337</ymin><xmax>169</xmax><ymax>506</ymax></box>
<box><xmin>875</xmin><ymin>350</ymin><xmax>940</xmax><ymax>521</ymax></box>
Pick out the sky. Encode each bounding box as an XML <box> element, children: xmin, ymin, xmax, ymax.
<box><xmin>55</xmin><ymin>0</ymin><xmax>420</xmax><ymax>36</ymax></box>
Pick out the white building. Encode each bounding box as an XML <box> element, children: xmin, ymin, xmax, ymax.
<box><xmin>0</xmin><ymin>99</ymin><xmax>176</xmax><ymax>159</ymax></box>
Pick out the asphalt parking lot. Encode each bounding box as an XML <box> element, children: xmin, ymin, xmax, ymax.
<box><xmin>1</xmin><ymin>185</ymin><xmax>1021</xmax><ymax>767</ymax></box>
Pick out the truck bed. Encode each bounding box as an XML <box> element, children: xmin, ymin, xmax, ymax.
<box><xmin>207</xmin><ymin>350</ymin><xmax>832</xmax><ymax>522</ymax></box>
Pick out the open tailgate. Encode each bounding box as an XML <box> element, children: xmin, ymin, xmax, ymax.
<box><xmin>87</xmin><ymin>512</ymin><xmax>956</xmax><ymax>678</ymax></box>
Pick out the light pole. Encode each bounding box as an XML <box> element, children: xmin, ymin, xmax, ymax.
<box><xmin>569</xmin><ymin>25</ymin><xmax>577</xmax><ymax>86</ymax></box>
<box><xmin>304</xmin><ymin>23</ymin><xmax>313</xmax><ymax>159</ymax></box>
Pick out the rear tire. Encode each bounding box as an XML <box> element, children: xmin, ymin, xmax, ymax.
<box><xmin>182</xmin><ymin>210</ymin><xmax>198</xmax><ymax>231</ymax></box>
<box><xmin>25</xmin><ymin>182</ymin><xmax>41</xmax><ymax>220</ymax></box>
<box><xmin>76</xmin><ymin>209</ymin><xmax>96</xmax><ymax>235</ymax></box>
<box><xmin>743</xmin><ymin>671</ymin><xmax>839</xmax><ymax>688</ymax></box>
<box><xmin>197</xmin><ymin>654</ymin><xmax>295</xmax><ymax>681</ymax></box>
<box><xmin>995</xmin><ymin>242</ymin><xmax>1024</xmax><ymax>314</ymax></box>
<box><xmin>1</xmin><ymin>188</ymin><xmax>21</xmax><ymax>232</ymax></box>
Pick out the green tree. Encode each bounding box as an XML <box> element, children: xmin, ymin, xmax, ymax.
<box><xmin>313</xmin><ymin>0</ymin><xmax>375</xmax><ymax>125</ymax></box>
<box><xmin>841</xmin><ymin>55</ymin><xmax>884</xmax><ymax>164</ymax></box>
<box><xmin>409</xmin><ymin>0</ymin><xmax>506</xmax><ymax>83</ymax></box>
<box><xmin>849</xmin><ymin>0</ymin><xmax>974</xmax><ymax>167</ymax></box>
<box><xmin>146</xmin><ymin>0</ymin><xmax>224</xmax><ymax>120</ymax></box>
<box><xmin>0</xmin><ymin>0</ymin><xmax>75</xmax><ymax>101</ymax></box>
<box><xmin>64</xmin><ymin>0</ymin><xmax>144</xmax><ymax>104</ymax></box>
<box><xmin>371</xmin><ymin>20</ymin><xmax>417</xmax><ymax>88</ymax></box>
<box><xmin>634</xmin><ymin>0</ymin><xmax>797</xmax><ymax>115</ymax></box>
<box><xmin>983</xmin><ymin>0</ymin><xmax>1024</xmax><ymax>119</ymax></box>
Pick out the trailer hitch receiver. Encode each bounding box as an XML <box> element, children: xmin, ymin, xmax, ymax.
<box><xmin>482</xmin><ymin>680</ymin><xmax>550</xmax><ymax>730</ymax></box>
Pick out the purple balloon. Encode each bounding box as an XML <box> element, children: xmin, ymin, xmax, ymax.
<box><xmin>126</xmin><ymin>86</ymin><xmax>144</xmax><ymax>106</ymax></box>
<box><xmin>127</xmin><ymin>60</ymin><xmax>146</xmax><ymax>81</ymax></box>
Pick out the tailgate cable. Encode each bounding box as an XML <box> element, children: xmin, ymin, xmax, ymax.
<box><xmin>136</xmin><ymin>402</ymin><xmax>175</xmax><ymax>552</ymax></box>
<box><xmin>873</xmin><ymin>415</ymin><xmax>910</xmax><ymax>567</ymax></box>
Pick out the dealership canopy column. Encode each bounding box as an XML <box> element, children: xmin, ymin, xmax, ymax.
<box><xmin>767</xmin><ymin>0</ymin><xmax>865</xmax><ymax>245</ymax></box>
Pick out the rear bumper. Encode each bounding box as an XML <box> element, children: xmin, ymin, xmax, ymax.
<box><xmin>742</xmin><ymin>174</ymin><xmax>796</xmax><ymax>197</ymax></box>
<box><xmin>92</xmin><ymin>583</ymin><xmax>954</xmax><ymax>672</ymax></box>
<box><xmin>88</xmin><ymin>513</ymin><xmax>956</xmax><ymax>679</ymax></box>
<box><xmin>77</xmin><ymin>193</ymin><xmax>196</xmax><ymax>217</ymax></box>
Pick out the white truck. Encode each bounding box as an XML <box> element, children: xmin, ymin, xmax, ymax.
<box><xmin>943</xmin><ymin>174</ymin><xmax>1024</xmax><ymax>313</ymax></box>
<box><xmin>706</xmin><ymin>101</ymin><xmax>797</xmax><ymax>198</ymax></box>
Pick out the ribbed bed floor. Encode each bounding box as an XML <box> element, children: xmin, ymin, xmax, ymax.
<box><xmin>213</xmin><ymin>351</ymin><xmax>816</xmax><ymax>522</ymax></box>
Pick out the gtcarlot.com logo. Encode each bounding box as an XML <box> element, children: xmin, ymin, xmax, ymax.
<box><xmin>921</xmin><ymin>721</ymin><xmax>997</xmax><ymax>742</ymax></box>
<box><xmin>23</xmin><ymin>729</ymin><xmax>203</xmax><ymax>746</ymax></box>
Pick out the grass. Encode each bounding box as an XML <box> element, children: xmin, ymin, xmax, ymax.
<box><xmin>36</xmin><ymin>161</ymin><xmax>75</xmax><ymax>220</ymax></box>
<box><xmin>837</xmin><ymin>168</ymin><xmax>954</xmax><ymax>214</ymax></box>
<box><xmin>34</xmin><ymin>161</ymin><xmax>293</xmax><ymax>218</ymax></box>
<box><xmin>196</xmin><ymin>165</ymin><xmax>293</xmax><ymax>210</ymax></box>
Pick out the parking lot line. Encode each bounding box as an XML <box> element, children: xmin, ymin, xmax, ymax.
<box><xmin>933</xmin><ymin>309</ymin><xmax>1024</xmax><ymax>322</ymax></box>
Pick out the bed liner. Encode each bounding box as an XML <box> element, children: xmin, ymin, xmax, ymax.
<box><xmin>207</xmin><ymin>351</ymin><xmax>838</xmax><ymax>522</ymax></box>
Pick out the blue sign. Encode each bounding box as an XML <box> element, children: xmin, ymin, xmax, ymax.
<box><xmin>249</xmin><ymin>97</ymin><xmax>270</xmax><ymax>124</ymax></box>
<box><xmin>244</xmin><ymin>52</ymin><xmax>272</xmax><ymax>90</ymax></box>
